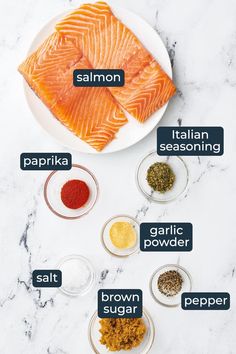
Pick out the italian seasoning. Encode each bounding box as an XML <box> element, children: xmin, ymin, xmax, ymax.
<box><xmin>157</xmin><ymin>270</ymin><xmax>183</xmax><ymax>297</ymax></box>
<box><xmin>146</xmin><ymin>162</ymin><xmax>175</xmax><ymax>193</ymax></box>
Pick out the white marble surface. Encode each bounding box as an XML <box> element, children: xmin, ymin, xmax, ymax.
<box><xmin>0</xmin><ymin>0</ymin><xmax>236</xmax><ymax>353</ymax></box>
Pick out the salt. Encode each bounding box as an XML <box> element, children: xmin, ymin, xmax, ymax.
<box><xmin>59</xmin><ymin>256</ymin><xmax>93</xmax><ymax>295</ymax></box>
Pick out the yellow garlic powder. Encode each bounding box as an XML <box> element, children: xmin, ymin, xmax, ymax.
<box><xmin>109</xmin><ymin>222</ymin><xmax>137</xmax><ymax>249</ymax></box>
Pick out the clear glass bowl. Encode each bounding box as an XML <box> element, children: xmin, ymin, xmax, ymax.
<box><xmin>88</xmin><ymin>308</ymin><xmax>155</xmax><ymax>354</ymax></box>
<box><xmin>136</xmin><ymin>151</ymin><xmax>189</xmax><ymax>203</ymax></box>
<box><xmin>57</xmin><ymin>255</ymin><xmax>95</xmax><ymax>297</ymax></box>
<box><xmin>44</xmin><ymin>164</ymin><xmax>99</xmax><ymax>219</ymax></box>
<box><xmin>150</xmin><ymin>264</ymin><xmax>192</xmax><ymax>307</ymax></box>
<box><xmin>101</xmin><ymin>215</ymin><xmax>140</xmax><ymax>257</ymax></box>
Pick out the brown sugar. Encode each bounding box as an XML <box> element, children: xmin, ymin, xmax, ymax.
<box><xmin>99</xmin><ymin>318</ymin><xmax>146</xmax><ymax>351</ymax></box>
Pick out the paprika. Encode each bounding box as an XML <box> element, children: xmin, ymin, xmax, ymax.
<box><xmin>61</xmin><ymin>179</ymin><xmax>90</xmax><ymax>209</ymax></box>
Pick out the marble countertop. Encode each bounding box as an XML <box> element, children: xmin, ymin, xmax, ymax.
<box><xmin>0</xmin><ymin>0</ymin><xmax>236</xmax><ymax>353</ymax></box>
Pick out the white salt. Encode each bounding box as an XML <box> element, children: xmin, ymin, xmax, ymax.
<box><xmin>60</xmin><ymin>257</ymin><xmax>92</xmax><ymax>295</ymax></box>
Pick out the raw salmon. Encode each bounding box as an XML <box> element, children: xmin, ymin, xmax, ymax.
<box><xmin>56</xmin><ymin>1</ymin><xmax>176</xmax><ymax>122</ymax></box>
<box><xmin>19</xmin><ymin>2</ymin><xmax>176</xmax><ymax>151</ymax></box>
<box><xmin>19</xmin><ymin>32</ymin><xmax>127</xmax><ymax>151</ymax></box>
<box><xmin>50</xmin><ymin>57</ymin><xmax>127</xmax><ymax>151</ymax></box>
<box><xmin>111</xmin><ymin>60</ymin><xmax>177</xmax><ymax>123</ymax></box>
<box><xmin>19</xmin><ymin>33</ymin><xmax>82</xmax><ymax>108</ymax></box>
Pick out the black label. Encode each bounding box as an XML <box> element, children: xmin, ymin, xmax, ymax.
<box><xmin>98</xmin><ymin>289</ymin><xmax>142</xmax><ymax>318</ymax></box>
<box><xmin>182</xmin><ymin>292</ymin><xmax>230</xmax><ymax>310</ymax></box>
<box><xmin>140</xmin><ymin>223</ymin><xmax>192</xmax><ymax>252</ymax></box>
<box><xmin>73</xmin><ymin>69</ymin><xmax>124</xmax><ymax>87</ymax></box>
<box><xmin>157</xmin><ymin>126</ymin><xmax>224</xmax><ymax>156</ymax></box>
<box><xmin>32</xmin><ymin>270</ymin><xmax>62</xmax><ymax>288</ymax></box>
<box><xmin>20</xmin><ymin>153</ymin><xmax>72</xmax><ymax>170</ymax></box>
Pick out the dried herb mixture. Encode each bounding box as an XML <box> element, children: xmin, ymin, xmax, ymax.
<box><xmin>146</xmin><ymin>162</ymin><xmax>175</xmax><ymax>193</ymax></box>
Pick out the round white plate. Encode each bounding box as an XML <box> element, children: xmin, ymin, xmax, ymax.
<box><xmin>24</xmin><ymin>6</ymin><xmax>172</xmax><ymax>154</ymax></box>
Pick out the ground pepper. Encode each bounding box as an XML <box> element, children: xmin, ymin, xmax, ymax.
<box><xmin>61</xmin><ymin>179</ymin><xmax>90</xmax><ymax>209</ymax></box>
<box><xmin>146</xmin><ymin>162</ymin><xmax>175</xmax><ymax>193</ymax></box>
<box><xmin>158</xmin><ymin>270</ymin><xmax>183</xmax><ymax>297</ymax></box>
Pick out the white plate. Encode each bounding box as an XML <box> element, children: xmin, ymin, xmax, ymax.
<box><xmin>24</xmin><ymin>6</ymin><xmax>172</xmax><ymax>154</ymax></box>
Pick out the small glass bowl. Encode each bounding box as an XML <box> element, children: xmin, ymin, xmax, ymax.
<box><xmin>44</xmin><ymin>164</ymin><xmax>99</xmax><ymax>219</ymax></box>
<box><xmin>101</xmin><ymin>215</ymin><xmax>139</xmax><ymax>257</ymax></box>
<box><xmin>88</xmin><ymin>308</ymin><xmax>155</xmax><ymax>354</ymax></box>
<box><xmin>57</xmin><ymin>255</ymin><xmax>95</xmax><ymax>297</ymax></box>
<box><xmin>150</xmin><ymin>264</ymin><xmax>192</xmax><ymax>307</ymax></box>
<box><xmin>136</xmin><ymin>151</ymin><xmax>189</xmax><ymax>203</ymax></box>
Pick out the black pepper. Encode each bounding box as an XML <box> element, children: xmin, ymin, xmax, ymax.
<box><xmin>157</xmin><ymin>270</ymin><xmax>183</xmax><ymax>297</ymax></box>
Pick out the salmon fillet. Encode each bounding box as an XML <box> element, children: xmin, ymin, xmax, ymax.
<box><xmin>56</xmin><ymin>1</ymin><xmax>176</xmax><ymax>122</ymax></box>
<box><xmin>18</xmin><ymin>32</ymin><xmax>127</xmax><ymax>151</ymax></box>
<box><xmin>19</xmin><ymin>33</ymin><xmax>82</xmax><ymax>108</ymax></box>
<box><xmin>111</xmin><ymin>60</ymin><xmax>176</xmax><ymax>123</ymax></box>
<box><xmin>19</xmin><ymin>2</ymin><xmax>176</xmax><ymax>150</ymax></box>
<box><xmin>50</xmin><ymin>57</ymin><xmax>127</xmax><ymax>151</ymax></box>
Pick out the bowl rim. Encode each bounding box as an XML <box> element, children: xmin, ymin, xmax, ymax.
<box><xmin>136</xmin><ymin>151</ymin><xmax>189</xmax><ymax>203</ymax></box>
<box><xmin>44</xmin><ymin>163</ymin><xmax>99</xmax><ymax>219</ymax></box>
<box><xmin>149</xmin><ymin>263</ymin><xmax>193</xmax><ymax>307</ymax></box>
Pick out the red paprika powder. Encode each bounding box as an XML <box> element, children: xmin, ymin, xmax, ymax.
<box><xmin>61</xmin><ymin>179</ymin><xmax>90</xmax><ymax>209</ymax></box>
